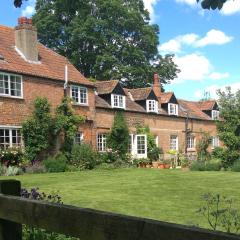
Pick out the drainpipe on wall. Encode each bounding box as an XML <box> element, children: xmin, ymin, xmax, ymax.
<box><xmin>184</xmin><ymin>111</ymin><xmax>190</xmax><ymax>154</ymax></box>
<box><xmin>64</xmin><ymin>65</ymin><xmax>68</xmax><ymax>97</ymax></box>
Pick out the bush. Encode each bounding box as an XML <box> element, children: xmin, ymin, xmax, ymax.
<box><xmin>95</xmin><ymin>163</ymin><xmax>116</xmax><ymax>170</ymax></box>
<box><xmin>70</xmin><ymin>144</ymin><xmax>97</xmax><ymax>170</ymax></box>
<box><xmin>25</xmin><ymin>162</ymin><xmax>46</xmax><ymax>174</ymax></box>
<box><xmin>0</xmin><ymin>147</ymin><xmax>24</xmax><ymax>166</ymax></box>
<box><xmin>232</xmin><ymin>161</ymin><xmax>240</xmax><ymax>172</ymax></box>
<box><xmin>205</xmin><ymin>161</ymin><xmax>222</xmax><ymax>171</ymax></box>
<box><xmin>97</xmin><ymin>150</ymin><xmax>120</xmax><ymax>164</ymax></box>
<box><xmin>190</xmin><ymin>161</ymin><xmax>205</xmax><ymax>171</ymax></box>
<box><xmin>211</xmin><ymin>147</ymin><xmax>225</xmax><ymax>159</ymax></box>
<box><xmin>43</xmin><ymin>154</ymin><xmax>67</xmax><ymax>173</ymax></box>
<box><xmin>1</xmin><ymin>166</ymin><xmax>23</xmax><ymax>176</ymax></box>
<box><xmin>148</xmin><ymin>146</ymin><xmax>162</xmax><ymax>161</ymax></box>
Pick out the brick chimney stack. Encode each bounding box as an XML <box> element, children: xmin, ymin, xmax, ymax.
<box><xmin>15</xmin><ymin>17</ymin><xmax>38</xmax><ymax>62</ymax></box>
<box><xmin>152</xmin><ymin>73</ymin><xmax>162</xmax><ymax>101</ymax></box>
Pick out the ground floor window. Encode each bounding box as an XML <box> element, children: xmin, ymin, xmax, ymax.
<box><xmin>187</xmin><ymin>136</ymin><xmax>195</xmax><ymax>149</ymax></box>
<box><xmin>0</xmin><ymin>127</ymin><xmax>22</xmax><ymax>149</ymax></box>
<box><xmin>170</xmin><ymin>135</ymin><xmax>178</xmax><ymax>150</ymax></box>
<box><xmin>75</xmin><ymin>132</ymin><xmax>83</xmax><ymax>145</ymax></box>
<box><xmin>136</xmin><ymin>135</ymin><xmax>147</xmax><ymax>155</ymax></box>
<box><xmin>97</xmin><ymin>133</ymin><xmax>107</xmax><ymax>152</ymax></box>
<box><xmin>212</xmin><ymin>136</ymin><xmax>220</xmax><ymax>148</ymax></box>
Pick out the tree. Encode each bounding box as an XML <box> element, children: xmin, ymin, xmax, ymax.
<box><xmin>216</xmin><ymin>87</ymin><xmax>240</xmax><ymax>166</ymax></box>
<box><xmin>107</xmin><ymin>111</ymin><xmax>129</xmax><ymax>158</ymax></box>
<box><xmin>32</xmin><ymin>0</ymin><xmax>179</xmax><ymax>88</ymax></box>
<box><xmin>197</xmin><ymin>0</ymin><xmax>228</xmax><ymax>10</ymax></box>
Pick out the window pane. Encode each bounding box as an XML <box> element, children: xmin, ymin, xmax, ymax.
<box><xmin>71</xmin><ymin>86</ymin><xmax>79</xmax><ymax>103</ymax></box>
<box><xmin>75</xmin><ymin>132</ymin><xmax>83</xmax><ymax>145</ymax></box>
<box><xmin>80</xmin><ymin>87</ymin><xmax>87</xmax><ymax>104</ymax></box>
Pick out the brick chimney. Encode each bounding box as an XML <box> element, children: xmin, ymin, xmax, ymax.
<box><xmin>15</xmin><ymin>17</ymin><xmax>38</xmax><ymax>62</ymax></box>
<box><xmin>152</xmin><ymin>73</ymin><xmax>162</xmax><ymax>104</ymax></box>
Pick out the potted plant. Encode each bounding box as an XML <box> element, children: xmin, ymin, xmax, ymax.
<box><xmin>152</xmin><ymin>161</ymin><xmax>159</xmax><ymax>168</ymax></box>
<box><xmin>163</xmin><ymin>159</ymin><xmax>171</xmax><ymax>169</ymax></box>
<box><xmin>158</xmin><ymin>161</ymin><xmax>165</xmax><ymax>169</ymax></box>
<box><xmin>181</xmin><ymin>157</ymin><xmax>190</xmax><ymax>171</ymax></box>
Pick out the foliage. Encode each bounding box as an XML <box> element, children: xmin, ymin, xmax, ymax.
<box><xmin>21</xmin><ymin>188</ymin><xmax>78</xmax><ymax>240</ymax></box>
<box><xmin>197</xmin><ymin>193</ymin><xmax>240</xmax><ymax>233</ymax></box>
<box><xmin>32</xmin><ymin>0</ymin><xmax>179</xmax><ymax>88</ymax></box>
<box><xmin>70</xmin><ymin>144</ymin><xmax>98</xmax><ymax>170</ymax></box>
<box><xmin>54</xmin><ymin>97</ymin><xmax>85</xmax><ymax>153</ymax></box>
<box><xmin>190</xmin><ymin>160</ymin><xmax>221</xmax><ymax>171</ymax></box>
<box><xmin>43</xmin><ymin>153</ymin><xmax>67</xmax><ymax>173</ymax></box>
<box><xmin>98</xmin><ymin>150</ymin><xmax>121</xmax><ymax>164</ymax></box>
<box><xmin>211</xmin><ymin>147</ymin><xmax>225</xmax><ymax>160</ymax></box>
<box><xmin>22</xmin><ymin>97</ymin><xmax>53</xmax><ymax>162</ymax></box>
<box><xmin>0</xmin><ymin>165</ymin><xmax>23</xmax><ymax>176</ymax></box>
<box><xmin>136</xmin><ymin>124</ymin><xmax>162</xmax><ymax>161</ymax></box>
<box><xmin>107</xmin><ymin>111</ymin><xmax>129</xmax><ymax>159</ymax></box>
<box><xmin>0</xmin><ymin>147</ymin><xmax>24</xmax><ymax>166</ymax></box>
<box><xmin>180</xmin><ymin>156</ymin><xmax>190</xmax><ymax>168</ymax></box>
<box><xmin>196</xmin><ymin>132</ymin><xmax>211</xmax><ymax>162</ymax></box>
<box><xmin>197</xmin><ymin>0</ymin><xmax>227</xmax><ymax>10</ymax></box>
<box><xmin>231</xmin><ymin>161</ymin><xmax>240</xmax><ymax>172</ymax></box>
<box><xmin>217</xmin><ymin>88</ymin><xmax>240</xmax><ymax>167</ymax></box>
<box><xmin>25</xmin><ymin>162</ymin><xmax>47</xmax><ymax>174</ymax></box>
<box><xmin>190</xmin><ymin>161</ymin><xmax>206</xmax><ymax>171</ymax></box>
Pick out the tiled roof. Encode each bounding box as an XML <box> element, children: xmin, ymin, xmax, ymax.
<box><xmin>160</xmin><ymin>92</ymin><xmax>174</xmax><ymax>104</ymax></box>
<box><xmin>0</xmin><ymin>25</ymin><xmax>94</xmax><ymax>87</ymax></box>
<box><xmin>126</xmin><ymin>88</ymin><xmax>152</xmax><ymax>101</ymax></box>
<box><xmin>198</xmin><ymin>100</ymin><xmax>216</xmax><ymax>110</ymax></box>
<box><xmin>95</xmin><ymin>80</ymin><xmax>119</xmax><ymax>95</ymax></box>
<box><xmin>178</xmin><ymin>100</ymin><xmax>212</xmax><ymax>120</ymax></box>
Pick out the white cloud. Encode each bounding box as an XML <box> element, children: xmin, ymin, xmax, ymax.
<box><xmin>194</xmin><ymin>82</ymin><xmax>240</xmax><ymax>99</ymax></box>
<box><xmin>209</xmin><ymin>72</ymin><xmax>230</xmax><ymax>80</ymax></box>
<box><xmin>173</xmin><ymin>53</ymin><xmax>212</xmax><ymax>83</ymax></box>
<box><xmin>21</xmin><ymin>0</ymin><xmax>36</xmax><ymax>17</ymax></box>
<box><xmin>143</xmin><ymin>0</ymin><xmax>159</xmax><ymax>21</ymax></box>
<box><xmin>172</xmin><ymin>53</ymin><xmax>230</xmax><ymax>84</ymax></box>
<box><xmin>159</xmin><ymin>30</ymin><xmax>233</xmax><ymax>54</ymax></box>
<box><xmin>221</xmin><ymin>0</ymin><xmax>240</xmax><ymax>15</ymax></box>
<box><xmin>194</xmin><ymin>29</ymin><xmax>233</xmax><ymax>47</ymax></box>
<box><xmin>175</xmin><ymin>0</ymin><xmax>196</xmax><ymax>6</ymax></box>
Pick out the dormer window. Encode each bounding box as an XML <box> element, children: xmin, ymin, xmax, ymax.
<box><xmin>70</xmin><ymin>85</ymin><xmax>88</xmax><ymax>105</ymax></box>
<box><xmin>168</xmin><ymin>103</ymin><xmax>178</xmax><ymax>116</ymax></box>
<box><xmin>212</xmin><ymin>110</ymin><xmax>219</xmax><ymax>120</ymax></box>
<box><xmin>111</xmin><ymin>94</ymin><xmax>126</xmax><ymax>109</ymax></box>
<box><xmin>147</xmin><ymin>100</ymin><xmax>158</xmax><ymax>113</ymax></box>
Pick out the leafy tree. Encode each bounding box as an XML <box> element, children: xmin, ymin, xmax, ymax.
<box><xmin>216</xmin><ymin>87</ymin><xmax>240</xmax><ymax>166</ymax></box>
<box><xmin>107</xmin><ymin>111</ymin><xmax>129</xmax><ymax>158</ymax></box>
<box><xmin>22</xmin><ymin>97</ymin><xmax>53</xmax><ymax>161</ymax></box>
<box><xmin>32</xmin><ymin>0</ymin><xmax>179</xmax><ymax>88</ymax></box>
<box><xmin>196</xmin><ymin>131</ymin><xmax>211</xmax><ymax>161</ymax></box>
<box><xmin>197</xmin><ymin>0</ymin><xmax>228</xmax><ymax>10</ymax></box>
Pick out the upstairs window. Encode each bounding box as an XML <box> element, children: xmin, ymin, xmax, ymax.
<box><xmin>97</xmin><ymin>133</ymin><xmax>107</xmax><ymax>152</ymax></box>
<box><xmin>74</xmin><ymin>132</ymin><xmax>83</xmax><ymax>145</ymax></box>
<box><xmin>168</xmin><ymin>103</ymin><xmax>178</xmax><ymax>116</ymax></box>
<box><xmin>212</xmin><ymin>136</ymin><xmax>220</xmax><ymax>148</ymax></box>
<box><xmin>0</xmin><ymin>128</ymin><xmax>22</xmax><ymax>149</ymax></box>
<box><xmin>71</xmin><ymin>85</ymin><xmax>88</xmax><ymax>105</ymax></box>
<box><xmin>212</xmin><ymin>110</ymin><xmax>220</xmax><ymax>120</ymax></box>
<box><xmin>0</xmin><ymin>73</ymin><xmax>23</xmax><ymax>98</ymax></box>
<box><xmin>147</xmin><ymin>100</ymin><xmax>158</xmax><ymax>113</ymax></box>
<box><xmin>111</xmin><ymin>94</ymin><xmax>126</xmax><ymax>109</ymax></box>
<box><xmin>187</xmin><ymin>136</ymin><xmax>195</xmax><ymax>149</ymax></box>
<box><xmin>170</xmin><ymin>135</ymin><xmax>178</xmax><ymax>150</ymax></box>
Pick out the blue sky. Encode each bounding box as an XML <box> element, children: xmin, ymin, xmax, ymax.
<box><xmin>1</xmin><ymin>0</ymin><xmax>240</xmax><ymax>100</ymax></box>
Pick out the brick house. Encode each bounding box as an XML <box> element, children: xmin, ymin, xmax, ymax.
<box><xmin>0</xmin><ymin>18</ymin><xmax>220</xmax><ymax>160</ymax></box>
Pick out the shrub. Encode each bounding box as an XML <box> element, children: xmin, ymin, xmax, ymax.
<box><xmin>196</xmin><ymin>132</ymin><xmax>211</xmax><ymax>162</ymax></box>
<box><xmin>70</xmin><ymin>144</ymin><xmax>97</xmax><ymax>170</ymax></box>
<box><xmin>25</xmin><ymin>162</ymin><xmax>46</xmax><ymax>174</ymax></box>
<box><xmin>190</xmin><ymin>161</ymin><xmax>205</xmax><ymax>171</ymax></box>
<box><xmin>232</xmin><ymin>161</ymin><xmax>240</xmax><ymax>172</ymax></box>
<box><xmin>0</xmin><ymin>147</ymin><xmax>24</xmax><ymax>166</ymax></box>
<box><xmin>95</xmin><ymin>163</ymin><xmax>116</xmax><ymax>170</ymax></box>
<box><xmin>43</xmin><ymin>154</ymin><xmax>67</xmax><ymax>173</ymax></box>
<box><xmin>205</xmin><ymin>161</ymin><xmax>222</xmax><ymax>171</ymax></box>
<box><xmin>4</xmin><ymin>166</ymin><xmax>22</xmax><ymax>176</ymax></box>
<box><xmin>211</xmin><ymin>147</ymin><xmax>225</xmax><ymax>159</ymax></box>
<box><xmin>97</xmin><ymin>150</ymin><xmax>120</xmax><ymax>164</ymax></box>
<box><xmin>148</xmin><ymin>146</ymin><xmax>162</xmax><ymax>161</ymax></box>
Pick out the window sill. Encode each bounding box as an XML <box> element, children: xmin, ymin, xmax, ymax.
<box><xmin>187</xmin><ymin>148</ymin><xmax>196</xmax><ymax>152</ymax></box>
<box><xmin>72</xmin><ymin>103</ymin><xmax>89</xmax><ymax>107</ymax></box>
<box><xmin>112</xmin><ymin>106</ymin><xmax>126</xmax><ymax>110</ymax></box>
<box><xmin>0</xmin><ymin>95</ymin><xmax>23</xmax><ymax>100</ymax></box>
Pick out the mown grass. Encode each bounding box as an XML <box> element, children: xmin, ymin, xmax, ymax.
<box><xmin>2</xmin><ymin>168</ymin><xmax>240</xmax><ymax>229</ymax></box>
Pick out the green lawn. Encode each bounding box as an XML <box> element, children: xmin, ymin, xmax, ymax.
<box><xmin>1</xmin><ymin>169</ymin><xmax>240</xmax><ymax>229</ymax></box>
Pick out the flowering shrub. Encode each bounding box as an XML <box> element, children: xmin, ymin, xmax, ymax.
<box><xmin>0</xmin><ymin>147</ymin><xmax>24</xmax><ymax>166</ymax></box>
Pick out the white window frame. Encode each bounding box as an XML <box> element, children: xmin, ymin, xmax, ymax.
<box><xmin>0</xmin><ymin>126</ymin><xmax>22</xmax><ymax>149</ymax></box>
<box><xmin>212</xmin><ymin>136</ymin><xmax>220</xmax><ymax>149</ymax></box>
<box><xmin>170</xmin><ymin>135</ymin><xmax>178</xmax><ymax>151</ymax></box>
<box><xmin>74</xmin><ymin>132</ymin><xmax>84</xmax><ymax>145</ymax></box>
<box><xmin>111</xmin><ymin>94</ymin><xmax>126</xmax><ymax>109</ymax></box>
<box><xmin>212</xmin><ymin>110</ymin><xmax>220</xmax><ymax>120</ymax></box>
<box><xmin>0</xmin><ymin>72</ymin><xmax>23</xmax><ymax>98</ymax></box>
<box><xmin>187</xmin><ymin>136</ymin><xmax>195</xmax><ymax>150</ymax></box>
<box><xmin>146</xmin><ymin>100</ymin><xmax>158</xmax><ymax>113</ymax></box>
<box><xmin>168</xmin><ymin>103</ymin><xmax>178</xmax><ymax>116</ymax></box>
<box><xmin>97</xmin><ymin>133</ymin><xmax>107</xmax><ymax>152</ymax></box>
<box><xmin>155</xmin><ymin>135</ymin><xmax>159</xmax><ymax>147</ymax></box>
<box><xmin>70</xmin><ymin>85</ymin><xmax>88</xmax><ymax>105</ymax></box>
<box><xmin>128</xmin><ymin>134</ymin><xmax>134</xmax><ymax>153</ymax></box>
<box><xmin>134</xmin><ymin>134</ymin><xmax>147</xmax><ymax>159</ymax></box>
